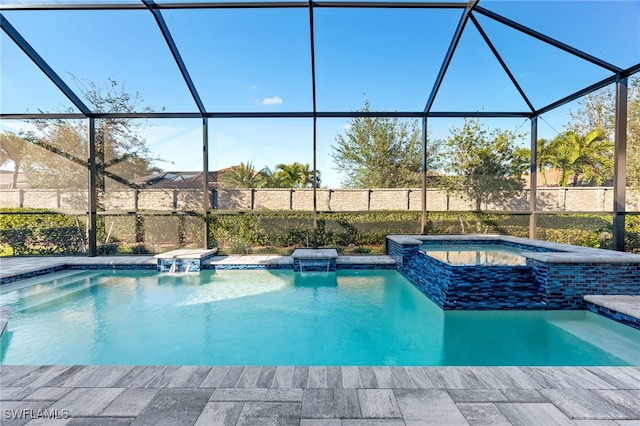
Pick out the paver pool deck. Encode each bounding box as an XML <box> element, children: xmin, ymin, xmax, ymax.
<box><xmin>1</xmin><ymin>255</ymin><xmax>639</xmax><ymax>425</ymax></box>
<box><xmin>2</xmin><ymin>365</ymin><xmax>640</xmax><ymax>425</ymax></box>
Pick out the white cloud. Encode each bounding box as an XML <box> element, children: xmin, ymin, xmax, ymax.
<box><xmin>262</xmin><ymin>96</ymin><xmax>283</xmax><ymax>106</ymax></box>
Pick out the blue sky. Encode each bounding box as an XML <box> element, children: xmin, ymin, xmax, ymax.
<box><xmin>1</xmin><ymin>0</ymin><xmax>639</xmax><ymax>187</ymax></box>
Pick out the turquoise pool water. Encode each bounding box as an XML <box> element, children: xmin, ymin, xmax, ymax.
<box><xmin>1</xmin><ymin>269</ymin><xmax>638</xmax><ymax>366</ymax></box>
<box><xmin>420</xmin><ymin>244</ymin><xmax>538</xmax><ymax>266</ymax></box>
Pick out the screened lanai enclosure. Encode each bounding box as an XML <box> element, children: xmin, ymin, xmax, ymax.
<box><xmin>0</xmin><ymin>0</ymin><xmax>639</xmax><ymax>256</ymax></box>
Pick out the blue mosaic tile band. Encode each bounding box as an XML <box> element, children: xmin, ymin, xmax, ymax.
<box><xmin>293</xmin><ymin>258</ymin><xmax>337</xmax><ymax>272</ymax></box>
<box><xmin>399</xmin><ymin>249</ymin><xmax>544</xmax><ymax>310</ymax></box>
<box><xmin>1</xmin><ymin>260</ymin><xmax>394</xmax><ymax>283</ymax></box>
<box><xmin>1</xmin><ymin>266</ymin><xmax>67</xmax><ymax>285</ymax></box>
<box><xmin>530</xmin><ymin>259</ymin><xmax>640</xmax><ymax>310</ymax></box>
<box><xmin>336</xmin><ymin>263</ymin><xmax>395</xmax><ymax>270</ymax></box>
<box><xmin>69</xmin><ymin>264</ymin><xmax>156</xmax><ymax>271</ymax></box>
<box><xmin>207</xmin><ymin>264</ymin><xmax>292</xmax><ymax>270</ymax></box>
<box><xmin>585</xmin><ymin>302</ymin><xmax>640</xmax><ymax>330</ymax></box>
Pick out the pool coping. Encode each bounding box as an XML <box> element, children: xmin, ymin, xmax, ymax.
<box><xmin>0</xmin><ymin>254</ymin><xmax>397</xmax><ymax>284</ymax></box>
<box><xmin>1</xmin><ymin>365</ymin><xmax>639</xmax><ymax>424</ymax></box>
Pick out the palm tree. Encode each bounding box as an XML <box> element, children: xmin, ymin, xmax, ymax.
<box><xmin>259</xmin><ymin>166</ymin><xmax>289</xmax><ymax>188</ymax></box>
<box><xmin>549</xmin><ymin>129</ymin><xmax>612</xmax><ymax>186</ymax></box>
<box><xmin>274</xmin><ymin>162</ymin><xmax>321</xmax><ymax>188</ymax></box>
<box><xmin>536</xmin><ymin>138</ymin><xmax>555</xmax><ymax>186</ymax></box>
<box><xmin>0</xmin><ymin>132</ymin><xmax>26</xmax><ymax>189</ymax></box>
<box><xmin>219</xmin><ymin>161</ymin><xmax>265</xmax><ymax>188</ymax></box>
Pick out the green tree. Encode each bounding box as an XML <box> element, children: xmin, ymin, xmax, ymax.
<box><xmin>0</xmin><ymin>132</ymin><xmax>26</xmax><ymax>189</ymax></box>
<box><xmin>273</xmin><ymin>162</ymin><xmax>320</xmax><ymax>188</ymax></box>
<box><xmin>441</xmin><ymin>118</ymin><xmax>528</xmax><ymax>214</ymax></box>
<box><xmin>549</xmin><ymin>129</ymin><xmax>612</xmax><ymax>186</ymax></box>
<box><xmin>221</xmin><ymin>161</ymin><xmax>321</xmax><ymax>189</ymax></box>
<box><xmin>220</xmin><ymin>162</ymin><xmax>266</xmax><ymax>188</ymax></box>
<box><xmin>536</xmin><ymin>137</ymin><xmax>555</xmax><ymax>186</ymax></box>
<box><xmin>22</xmin><ymin>79</ymin><xmax>162</xmax><ymax>193</ymax></box>
<box><xmin>331</xmin><ymin>100</ymin><xmax>437</xmax><ymax>188</ymax></box>
<box><xmin>567</xmin><ymin>77</ymin><xmax>640</xmax><ymax>187</ymax></box>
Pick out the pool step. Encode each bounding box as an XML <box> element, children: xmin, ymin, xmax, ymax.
<box><xmin>0</xmin><ymin>306</ymin><xmax>11</xmax><ymax>336</ymax></box>
<box><xmin>0</xmin><ymin>270</ymin><xmax>88</xmax><ymax>293</ymax></box>
<box><xmin>1</xmin><ymin>272</ymin><xmax>104</xmax><ymax>312</ymax></box>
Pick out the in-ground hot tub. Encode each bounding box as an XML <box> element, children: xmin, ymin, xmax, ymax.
<box><xmin>387</xmin><ymin>235</ymin><xmax>640</xmax><ymax>310</ymax></box>
<box><xmin>420</xmin><ymin>243</ymin><xmax>543</xmax><ymax>266</ymax></box>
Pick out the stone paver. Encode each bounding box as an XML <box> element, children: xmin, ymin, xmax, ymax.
<box><xmin>496</xmin><ymin>402</ymin><xmax>575</xmax><ymax>426</ymax></box>
<box><xmin>236</xmin><ymin>402</ymin><xmax>301</xmax><ymax>426</ymax></box>
<box><xmin>200</xmin><ymin>366</ymin><xmax>231</xmax><ymax>388</ymax></box>
<box><xmin>0</xmin><ymin>366</ymin><xmax>639</xmax><ymax>424</ymax></box>
<box><xmin>266</xmin><ymin>388</ymin><xmax>303</xmax><ymax>402</ymax></box>
<box><xmin>256</xmin><ymin>367</ymin><xmax>277</xmax><ymax>389</ymax></box>
<box><xmin>394</xmin><ymin>389</ymin><xmax>468</xmax><ymax>425</ymax></box>
<box><xmin>308</xmin><ymin>367</ymin><xmax>327</xmax><ymax>389</ymax></box>
<box><xmin>130</xmin><ymin>388</ymin><xmax>212</xmax><ymax>426</ymax></box>
<box><xmin>194</xmin><ymin>402</ymin><xmax>243</xmax><ymax>426</ymax></box>
<box><xmin>448</xmin><ymin>389</ymin><xmax>507</xmax><ymax>403</ymax></box>
<box><xmin>302</xmin><ymin>388</ymin><xmax>360</xmax><ymax>419</ymax></box>
<box><xmin>540</xmin><ymin>389</ymin><xmax>636</xmax><ymax>420</ymax></box>
<box><xmin>25</xmin><ymin>387</ymin><xmax>73</xmax><ymax>401</ymax></box>
<box><xmin>457</xmin><ymin>402</ymin><xmax>511</xmax><ymax>425</ymax></box>
<box><xmin>211</xmin><ymin>388</ymin><xmax>268</xmax><ymax>401</ymax></box>
<box><xmin>49</xmin><ymin>388</ymin><xmax>125</xmax><ymax>417</ymax></box>
<box><xmin>358</xmin><ymin>389</ymin><xmax>400</xmax><ymax>419</ymax></box>
<box><xmin>100</xmin><ymin>388</ymin><xmax>160</xmax><ymax>417</ymax></box>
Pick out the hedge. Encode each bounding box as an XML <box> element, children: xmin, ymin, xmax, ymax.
<box><xmin>1</xmin><ymin>208</ymin><xmax>639</xmax><ymax>255</ymax></box>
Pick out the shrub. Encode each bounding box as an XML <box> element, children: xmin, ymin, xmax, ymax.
<box><xmin>38</xmin><ymin>227</ymin><xmax>86</xmax><ymax>254</ymax></box>
<box><xmin>0</xmin><ymin>228</ymin><xmax>33</xmax><ymax>256</ymax></box>
<box><xmin>130</xmin><ymin>244</ymin><xmax>151</xmax><ymax>254</ymax></box>
<box><xmin>351</xmin><ymin>246</ymin><xmax>372</xmax><ymax>254</ymax></box>
<box><xmin>2</xmin><ymin>208</ymin><xmax>639</xmax><ymax>255</ymax></box>
<box><xmin>98</xmin><ymin>243</ymin><xmax>119</xmax><ymax>255</ymax></box>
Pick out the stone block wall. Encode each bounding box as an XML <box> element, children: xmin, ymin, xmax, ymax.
<box><xmin>329</xmin><ymin>189</ymin><xmax>370</xmax><ymax>211</ymax></box>
<box><xmin>102</xmin><ymin>190</ymin><xmax>137</xmax><ymax>211</ymax></box>
<box><xmin>1</xmin><ymin>187</ymin><xmax>639</xmax><ymax>213</ymax></box>
<box><xmin>137</xmin><ymin>190</ymin><xmax>175</xmax><ymax>211</ymax></box>
<box><xmin>215</xmin><ymin>189</ymin><xmax>252</xmax><ymax>210</ymax></box>
<box><xmin>372</xmin><ymin>189</ymin><xmax>409</xmax><ymax>211</ymax></box>
<box><xmin>254</xmin><ymin>189</ymin><xmax>292</xmax><ymax>210</ymax></box>
<box><xmin>23</xmin><ymin>190</ymin><xmax>60</xmax><ymax>209</ymax></box>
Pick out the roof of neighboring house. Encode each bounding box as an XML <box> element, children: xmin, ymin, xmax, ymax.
<box><xmin>133</xmin><ymin>166</ymin><xmax>242</xmax><ymax>189</ymax></box>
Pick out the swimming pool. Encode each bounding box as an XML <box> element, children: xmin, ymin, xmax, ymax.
<box><xmin>1</xmin><ymin>269</ymin><xmax>638</xmax><ymax>366</ymax></box>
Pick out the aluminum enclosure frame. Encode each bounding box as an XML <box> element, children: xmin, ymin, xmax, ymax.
<box><xmin>1</xmin><ymin>0</ymin><xmax>638</xmax><ymax>254</ymax></box>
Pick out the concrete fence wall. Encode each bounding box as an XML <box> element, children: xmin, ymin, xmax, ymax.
<box><xmin>1</xmin><ymin>187</ymin><xmax>639</xmax><ymax>213</ymax></box>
